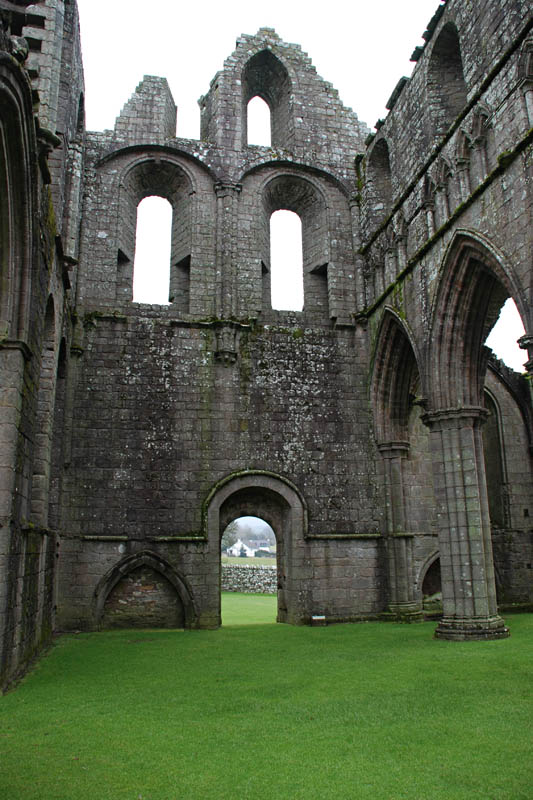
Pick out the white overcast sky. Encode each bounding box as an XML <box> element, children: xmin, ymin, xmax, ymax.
<box><xmin>75</xmin><ymin>0</ymin><xmax>526</xmax><ymax>371</ymax></box>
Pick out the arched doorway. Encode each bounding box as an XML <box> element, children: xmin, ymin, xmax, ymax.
<box><xmin>206</xmin><ymin>471</ymin><xmax>308</xmax><ymax>626</ymax></box>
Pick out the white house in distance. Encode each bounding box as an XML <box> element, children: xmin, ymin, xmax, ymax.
<box><xmin>226</xmin><ymin>539</ymin><xmax>272</xmax><ymax>557</ymax></box>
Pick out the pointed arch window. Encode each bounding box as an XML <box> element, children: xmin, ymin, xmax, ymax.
<box><xmin>428</xmin><ymin>22</ymin><xmax>467</xmax><ymax>134</ymax></box>
<box><xmin>242</xmin><ymin>50</ymin><xmax>292</xmax><ymax>149</ymax></box>
<box><xmin>366</xmin><ymin>137</ymin><xmax>392</xmax><ymax>228</ymax></box>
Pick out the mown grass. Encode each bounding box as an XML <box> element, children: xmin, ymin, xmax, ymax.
<box><xmin>222</xmin><ymin>591</ymin><xmax>277</xmax><ymax>624</ymax></box>
<box><xmin>1</xmin><ymin>597</ymin><xmax>532</xmax><ymax>800</ymax></box>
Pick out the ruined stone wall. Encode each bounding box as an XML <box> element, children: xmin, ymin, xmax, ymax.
<box><xmin>2</xmin><ymin>0</ymin><xmax>533</xmax><ymax>685</ymax></box>
<box><xmin>57</xmin><ymin>308</ymin><xmax>383</xmax><ymax>628</ymax></box>
<box><xmin>0</xmin><ymin>0</ymin><xmax>84</xmax><ymax>688</ymax></box>
<box><xmin>485</xmin><ymin>365</ymin><xmax>533</xmax><ymax>603</ymax></box>
<box><xmin>58</xmin><ymin>0</ymin><xmax>533</xmax><ymax>637</ymax></box>
<box><xmin>222</xmin><ymin>564</ymin><xmax>277</xmax><ymax>595</ymax></box>
<box><xmin>361</xmin><ymin>0</ymin><xmax>533</xmax><ymax>636</ymax></box>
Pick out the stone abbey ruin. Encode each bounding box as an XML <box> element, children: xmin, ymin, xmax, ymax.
<box><xmin>1</xmin><ymin>0</ymin><xmax>533</xmax><ymax>688</ymax></box>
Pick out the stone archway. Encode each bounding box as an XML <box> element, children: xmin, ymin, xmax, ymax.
<box><xmin>423</xmin><ymin>231</ymin><xmax>524</xmax><ymax>640</ymax></box>
<box><xmin>94</xmin><ymin>551</ymin><xmax>197</xmax><ymax>630</ymax></box>
<box><xmin>205</xmin><ymin>471</ymin><xmax>308</xmax><ymax>625</ymax></box>
<box><xmin>370</xmin><ymin>309</ymin><xmax>425</xmax><ymax>621</ymax></box>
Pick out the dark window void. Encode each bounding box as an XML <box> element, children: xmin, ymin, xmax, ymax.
<box><xmin>483</xmin><ymin>392</ymin><xmax>506</xmax><ymax>528</ymax></box>
<box><xmin>247</xmin><ymin>96</ymin><xmax>271</xmax><ymax>146</ymax></box>
<box><xmin>366</xmin><ymin>138</ymin><xmax>392</xmax><ymax>228</ymax></box>
<box><xmin>485</xmin><ymin>298</ymin><xmax>525</xmax><ymax>372</ymax></box>
<box><xmin>133</xmin><ymin>196</ymin><xmax>172</xmax><ymax>304</ymax></box>
<box><xmin>428</xmin><ymin>22</ymin><xmax>467</xmax><ymax>134</ymax></box>
<box><xmin>270</xmin><ymin>210</ymin><xmax>303</xmax><ymax>311</ymax></box>
<box><xmin>422</xmin><ymin>559</ymin><xmax>442</xmax><ymax>604</ymax></box>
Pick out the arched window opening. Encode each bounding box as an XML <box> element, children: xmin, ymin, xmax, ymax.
<box><xmin>483</xmin><ymin>392</ymin><xmax>507</xmax><ymax>528</ymax></box>
<box><xmin>133</xmin><ymin>196</ymin><xmax>172</xmax><ymax>304</ymax></box>
<box><xmin>428</xmin><ymin>22</ymin><xmax>467</xmax><ymax>134</ymax></box>
<box><xmin>366</xmin><ymin>138</ymin><xmax>392</xmax><ymax>228</ymax></box>
<box><xmin>270</xmin><ymin>210</ymin><xmax>303</xmax><ymax>311</ymax></box>
<box><xmin>221</xmin><ymin>515</ymin><xmax>277</xmax><ymax>625</ymax></box>
<box><xmin>485</xmin><ymin>297</ymin><xmax>525</xmax><ymax>373</ymax></box>
<box><xmin>242</xmin><ymin>50</ymin><xmax>292</xmax><ymax>149</ymax></box>
<box><xmin>247</xmin><ymin>96</ymin><xmax>271</xmax><ymax>146</ymax></box>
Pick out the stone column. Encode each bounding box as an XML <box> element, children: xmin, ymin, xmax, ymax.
<box><xmin>518</xmin><ymin>334</ymin><xmax>533</xmax><ymax>405</ymax></box>
<box><xmin>349</xmin><ymin>191</ymin><xmax>367</xmax><ymax>312</ymax></box>
<box><xmin>435</xmin><ymin>185</ymin><xmax>449</xmax><ymax>227</ymax></box>
<box><xmin>456</xmin><ymin>158</ymin><xmax>471</xmax><ymax>203</ymax></box>
<box><xmin>378</xmin><ymin>442</ymin><xmax>422</xmax><ymax>621</ymax></box>
<box><xmin>63</xmin><ymin>139</ymin><xmax>84</xmax><ymax>262</ymax></box>
<box><xmin>423</xmin><ymin>200</ymin><xmax>435</xmax><ymax>239</ymax></box>
<box><xmin>214</xmin><ymin>182</ymin><xmax>241</xmax><ymax>319</ymax></box>
<box><xmin>0</xmin><ymin>343</ymin><xmax>29</xmax><ymax>675</ymax></box>
<box><xmin>396</xmin><ymin>232</ymin><xmax>407</xmax><ymax>273</ymax></box>
<box><xmin>422</xmin><ymin>407</ymin><xmax>509</xmax><ymax>640</ymax></box>
<box><xmin>471</xmin><ymin>139</ymin><xmax>488</xmax><ymax>186</ymax></box>
<box><xmin>521</xmin><ymin>79</ymin><xmax>533</xmax><ymax>127</ymax></box>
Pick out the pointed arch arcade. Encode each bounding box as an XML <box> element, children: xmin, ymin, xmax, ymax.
<box><xmin>422</xmin><ymin>231</ymin><xmax>523</xmax><ymax>640</ymax></box>
<box><xmin>428</xmin><ymin>231</ymin><xmax>526</xmax><ymax>410</ymax></box>
<box><xmin>371</xmin><ymin>310</ymin><xmax>424</xmax><ymax>620</ymax></box>
<box><xmin>0</xmin><ymin>57</ymin><xmax>35</xmax><ymax>342</ymax></box>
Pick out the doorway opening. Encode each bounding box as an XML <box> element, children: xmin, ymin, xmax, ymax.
<box><xmin>221</xmin><ymin>515</ymin><xmax>277</xmax><ymax>625</ymax></box>
<box><xmin>421</xmin><ymin>557</ymin><xmax>442</xmax><ymax>614</ymax></box>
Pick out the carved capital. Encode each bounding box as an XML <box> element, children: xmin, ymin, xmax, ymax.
<box><xmin>214</xmin><ymin>182</ymin><xmax>242</xmax><ymax>199</ymax></box>
<box><xmin>377</xmin><ymin>441</ymin><xmax>410</xmax><ymax>459</ymax></box>
<box><xmin>422</xmin><ymin>406</ymin><xmax>488</xmax><ymax>430</ymax></box>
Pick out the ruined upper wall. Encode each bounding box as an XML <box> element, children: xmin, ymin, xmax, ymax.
<box><xmin>199</xmin><ymin>27</ymin><xmax>368</xmax><ymax>176</ymax></box>
<box><xmin>85</xmin><ymin>26</ymin><xmax>367</xmax><ymax>190</ymax></box>
<box><xmin>113</xmin><ymin>75</ymin><xmax>177</xmax><ymax>146</ymax></box>
<box><xmin>360</xmin><ymin>0</ymin><xmax>532</xmax><ymax>241</ymax></box>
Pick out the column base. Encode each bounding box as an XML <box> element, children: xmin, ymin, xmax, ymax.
<box><xmin>434</xmin><ymin>615</ymin><xmax>509</xmax><ymax>641</ymax></box>
<box><xmin>383</xmin><ymin>603</ymin><xmax>424</xmax><ymax>623</ymax></box>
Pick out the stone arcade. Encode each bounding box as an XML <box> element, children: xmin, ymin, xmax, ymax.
<box><xmin>1</xmin><ymin>0</ymin><xmax>532</xmax><ymax>688</ymax></box>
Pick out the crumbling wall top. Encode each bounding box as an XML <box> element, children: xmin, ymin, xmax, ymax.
<box><xmin>114</xmin><ymin>75</ymin><xmax>177</xmax><ymax>146</ymax></box>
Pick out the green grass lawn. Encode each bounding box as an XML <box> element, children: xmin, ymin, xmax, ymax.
<box><xmin>222</xmin><ymin>591</ymin><xmax>277</xmax><ymax>624</ymax></box>
<box><xmin>1</xmin><ymin>598</ymin><xmax>532</xmax><ymax>800</ymax></box>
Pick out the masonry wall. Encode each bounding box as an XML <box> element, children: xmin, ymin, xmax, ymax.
<box><xmin>59</xmin><ymin>0</ymin><xmax>533</xmax><ymax>634</ymax></box>
<box><xmin>2</xmin><ymin>0</ymin><xmax>533</xmax><ymax>685</ymax></box>
<box><xmin>222</xmin><ymin>564</ymin><xmax>277</xmax><ymax>594</ymax></box>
